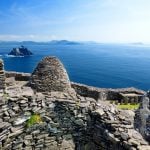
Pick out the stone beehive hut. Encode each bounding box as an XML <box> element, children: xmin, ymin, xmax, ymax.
<box><xmin>30</xmin><ymin>56</ymin><xmax>72</xmax><ymax>92</ymax></box>
<box><xmin>0</xmin><ymin>59</ymin><xmax>5</xmax><ymax>90</ymax></box>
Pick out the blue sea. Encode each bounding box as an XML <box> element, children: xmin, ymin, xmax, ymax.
<box><xmin>0</xmin><ymin>42</ymin><xmax>150</xmax><ymax>91</ymax></box>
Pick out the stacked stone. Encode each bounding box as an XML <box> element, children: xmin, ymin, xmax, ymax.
<box><xmin>1</xmin><ymin>92</ymin><xmax>149</xmax><ymax>150</ymax></box>
<box><xmin>90</xmin><ymin>102</ymin><xmax>150</xmax><ymax>150</ymax></box>
<box><xmin>0</xmin><ymin>59</ymin><xmax>5</xmax><ymax>90</ymax></box>
<box><xmin>146</xmin><ymin>116</ymin><xmax>150</xmax><ymax>141</ymax></box>
<box><xmin>71</xmin><ymin>82</ymin><xmax>145</xmax><ymax>102</ymax></box>
<box><xmin>0</xmin><ymin>92</ymin><xmax>47</xmax><ymax>149</ymax></box>
<box><xmin>135</xmin><ymin>95</ymin><xmax>150</xmax><ymax>143</ymax></box>
<box><xmin>0</xmin><ymin>122</ymin><xmax>11</xmax><ymax>149</ymax></box>
<box><xmin>5</xmin><ymin>71</ymin><xmax>31</xmax><ymax>81</ymax></box>
<box><xmin>0</xmin><ymin>92</ymin><xmax>91</xmax><ymax>149</ymax></box>
<box><xmin>30</xmin><ymin>56</ymin><xmax>72</xmax><ymax>93</ymax></box>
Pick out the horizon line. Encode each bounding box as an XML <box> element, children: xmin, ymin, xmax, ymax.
<box><xmin>0</xmin><ymin>40</ymin><xmax>149</xmax><ymax>45</ymax></box>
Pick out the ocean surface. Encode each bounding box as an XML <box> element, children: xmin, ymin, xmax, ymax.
<box><xmin>0</xmin><ymin>42</ymin><xmax>150</xmax><ymax>91</ymax></box>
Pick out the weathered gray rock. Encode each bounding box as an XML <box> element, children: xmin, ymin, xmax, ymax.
<box><xmin>21</xmin><ymin>86</ymin><xmax>34</xmax><ymax>97</ymax></box>
<box><xmin>14</xmin><ymin>116</ymin><xmax>30</xmax><ymax>125</ymax></box>
<box><xmin>8</xmin><ymin>128</ymin><xmax>24</xmax><ymax>138</ymax></box>
<box><xmin>134</xmin><ymin>94</ymin><xmax>150</xmax><ymax>142</ymax></box>
<box><xmin>74</xmin><ymin>119</ymin><xmax>84</xmax><ymax>126</ymax></box>
<box><xmin>0</xmin><ymin>122</ymin><xmax>11</xmax><ymax>130</ymax></box>
<box><xmin>94</xmin><ymin>108</ymin><xmax>105</xmax><ymax>116</ymax></box>
<box><xmin>121</xmin><ymin>132</ymin><xmax>129</xmax><ymax>140</ymax></box>
<box><xmin>61</xmin><ymin>139</ymin><xmax>75</xmax><ymax>150</ymax></box>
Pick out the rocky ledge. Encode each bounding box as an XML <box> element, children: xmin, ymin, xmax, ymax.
<box><xmin>8</xmin><ymin>45</ymin><xmax>33</xmax><ymax>56</ymax></box>
<box><xmin>0</xmin><ymin>56</ymin><xmax>149</xmax><ymax>150</ymax></box>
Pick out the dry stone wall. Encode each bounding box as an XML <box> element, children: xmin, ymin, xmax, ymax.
<box><xmin>5</xmin><ymin>71</ymin><xmax>30</xmax><ymax>81</ymax></box>
<box><xmin>0</xmin><ymin>91</ymin><xmax>79</xmax><ymax>150</ymax></box>
<box><xmin>134</xmin><ymin>95</ymin><xmax>150</xmax><ymax>143</ymax></box>
<box><xmin>0</xmin><ymin>92</ymin><xmax>149</xmax><ymax>150</ymax></box>
<box><xmin>0</xmin><ymin>59</ymin><xmax>5</xmax><ymax>90</ymax></box>
<box><xmin>71</xmin><ymin>82</ymin><xmax>145</xmax><ymax>103</ymax></box>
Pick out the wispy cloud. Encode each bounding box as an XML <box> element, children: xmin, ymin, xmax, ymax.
<box><xmin>7</xmin><ymin>1</ymin><xmax>78</xmax><ymax>27</ymax></box>
<box><xmin>1</xmin><ymin>0</ymin><xmax>150</xmax><ymax>42</ymax></box>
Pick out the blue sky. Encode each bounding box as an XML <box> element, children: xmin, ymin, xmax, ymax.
<box><xmin>0</xmin><ymin>0</ymin><xmax>150</xmax><ymax>42</ymax></box>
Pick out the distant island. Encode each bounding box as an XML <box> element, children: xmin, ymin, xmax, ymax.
<box><xmin>8</xmin><ymin>46</ymin><xmax>33</xmax><ymax>56</ymax></box>
<box><xmin>49</xmin><ymin>40</ymin><xmax>80</xmax><ymax>45</ymax></box>
<box><xmin>0</xmin><ymin>40</ymin><xmax>81</xmax><ymax>45</ymax></box>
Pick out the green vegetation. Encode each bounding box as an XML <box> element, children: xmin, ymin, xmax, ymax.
<box><xmin>75</xmin><ymin>100</ymin><xmax>80</xmax><ymax>109</ymax></box>
<box><xmin>117</xmin><ymin>103</ymin><xmax>140</xmax><ymax>110</ymax></box>
<box><xmin>26</xmin><ymin>114</ymin><xmax>42</xmax><ymax>127</ymax></box>
<box><xmin>109</xmin><ymin>100</ymin><xmax>140</xmax><ymax>110</ymax></box>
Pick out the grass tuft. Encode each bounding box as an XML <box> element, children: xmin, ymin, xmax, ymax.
<box><xmin>26</xmin><ymin>114</ymin><xmax>42</xmax><ymax>127</ymax></box>
<box><xmin>117</xmin><ymin>103</ymin><xmax>140</xmax><ymax>110</ymax></box>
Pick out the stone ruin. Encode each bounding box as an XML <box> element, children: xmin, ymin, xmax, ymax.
<box><xmin>0</xmin><ymin>59</ymin><xmax>5</xmax><ymax>91</ymax></box>
<box><xmin>72</xmin><ymin>82</ymin><xmax>144</xmax><ymax>103</ymax></box>
<box><xmin>30</xmin><ymin>56</ymin><xmax>72</xmax><ymax>93</ymax></box>
<box><xmin>135</xmin><ymin>94</ymin><xmax>150</xmax><ymax>142</ymax></box>
<box><xmin>0</xmin><ymin>56</ymin><xmax>150</xmax><ymax>150</ymax></box>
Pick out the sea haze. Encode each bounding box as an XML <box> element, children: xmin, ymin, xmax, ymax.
<box><xmin>0</xmin><ymin>42</ymin><xmax>150</xmax><ymax>90</ymax></box>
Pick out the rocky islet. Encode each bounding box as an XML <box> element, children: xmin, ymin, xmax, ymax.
<box><xmin>8</xmin><ymin>46</ymin><xmax>33</xmax><ymax>56</ymax></box>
